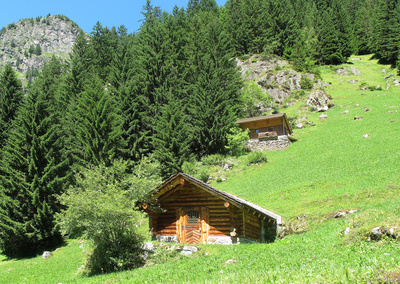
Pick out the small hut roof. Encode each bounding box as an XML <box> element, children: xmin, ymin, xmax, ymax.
<box><xmin>236</xmin><ymin>113</ymin><xmax>293</xmax><ymax>135</ymax></box>
<box><xmin>154</xmin><ymin>173</ymin><xmax>282</xmax><ymax>225</ymax></box>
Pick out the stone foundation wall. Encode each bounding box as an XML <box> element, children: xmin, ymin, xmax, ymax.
<box><xmin>207</xmin><ymin>236</ymin><xmax>255</xmax><ymax>245</ymax></box>
<box><xmin>154</xmin><ymin>235</ymin><xmax>178</xmax><ymax>243</ymax></box>
<box><xmin>246</xmin><ymin>135</ymin><xmax>290</xmax><ymax>152</ymax></box>
<box><xmin>154</xmin><ymin>235</ymin><xmax>256</xmax><ymax>245</ymax></box>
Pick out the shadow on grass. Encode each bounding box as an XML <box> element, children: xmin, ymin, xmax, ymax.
<box><xmin>0</xmin><ymin>236</ymin><xmax>68</xmax><ymax>261</ymax></box>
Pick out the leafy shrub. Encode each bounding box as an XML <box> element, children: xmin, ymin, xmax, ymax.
<box><xmin>239</xmin><ymin>54</ymin><xmax>251</xmax><ymax>61</ymax></box>
<box><xmin>7</xmin><ymin>23</ymin><xmax>16</xmax><ymax>29</ymax></box>
<box><xmin>201</xmin><ymin>154</ymin><xmax>226</xmax><ymax>167</ymax></box>
<box><xmin>182</xmin><ymin>158</ymin><xmax>198</xmax><ymax>176</ymax></box>
<box><xmin>196</xmin><ymin>168</ymin><xmax>209</xmax><ymax>183</ymax></box>
<box><xmin>300</xmin><ymin>76</ymin><xmax>313</xmax><ymax>90</ymax></box>
<box><xmin>57</xmin><ymin>158</ymin><xmax>161</xmax><ymax>274</ymax></box>
<box><xmin>225</xmin><ymin>127</ymin><xmax>250</xmax><ymax>157</ymax></box>
<box><xmin>247</xmin><ymin>151</ymin><xmax>268</xmax><ymax>165</ymax></box>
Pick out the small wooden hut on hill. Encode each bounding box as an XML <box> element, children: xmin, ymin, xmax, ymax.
<box><xmin>237</xmin><ymin>113</ymin><xmax>293</xmax><ymax>139</ymax></box>
<box><xmin>145</xmin><ymin>173</ymin><xmax>282</xmax><ymax>244</ymax></box>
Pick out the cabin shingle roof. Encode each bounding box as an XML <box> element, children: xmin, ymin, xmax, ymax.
<box><xmin>155</xmin><ymin>172</ymin><xmax>283</xmax><ymax>225</ymax></box>
<box><xmin>236</xmin><ymin>113</ymin><xmax>286</xmax><ymax>124</ymax></box>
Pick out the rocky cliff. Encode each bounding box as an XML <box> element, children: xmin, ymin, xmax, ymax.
<box><xmin>0</xmin><ymin>15</ymin><xmax>80</xmax><ymax>76</ymax></box>
<box><xmin>236</xmin><ymin>54</ymin><xmax>324</xmax><ymax>116</ymax></box>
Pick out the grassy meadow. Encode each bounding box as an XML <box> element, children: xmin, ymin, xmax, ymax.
<box><xmin>1</xmin><ymin>55</ymin><xmax>399</xmax><ymax>283</ymax></box>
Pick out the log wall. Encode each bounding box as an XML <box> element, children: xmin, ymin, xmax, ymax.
<box><xmin>154</xmin><ymin>184</ymin><xmax>277</xmax><ymax>244</ymax></box>
<box><xmin>156</xmin><ymin>209</ymin><xmax>177</xmax><ymax>236</ymax></box>
<box><xmin>157</xmin><ymin>186</ymin><xmax>234</xmax><ymax>241</ymax></box>
<box><xmin>242</xmin><ymin>208</ymin><xmax>261</xmax><ymax>242</ymax></box>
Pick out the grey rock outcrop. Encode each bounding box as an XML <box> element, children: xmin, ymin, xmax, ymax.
<box><xmin>0</xmin><ymin>15</ymin><xmax>80</xmax><ymax>75</ymax></box>
<box><xmin>307</xmin><ymin>90</ymin><xmax>333</xmax><ymax>112</ymax></box>
<box><xmin>336</xmin><ymin>67</ymin><xmax>361</xmax><ymax>76</ymax></box>
<box><xmin>236</xmin><ymin>55</ymin><xmax>316</xmax><ymax>104</ymax></box>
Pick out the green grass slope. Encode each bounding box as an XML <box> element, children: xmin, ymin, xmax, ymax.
<box><xmin>1</xmin><ymin>55</ymin><xmax>399</xmax><ymax>283</ymax></box>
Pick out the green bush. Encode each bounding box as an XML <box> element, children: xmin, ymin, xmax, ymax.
<box><xmin>201</xmin><ymin>154</ymin><xmax>226</xmax><ymax>167</ymax></box>
<box><xmin>57</xmin><ymin>158</ymin><xmax>161</xmax><ymax>274</ymax></box>
<box><xmin>196</xmin><ymin>168</ymin><xmax>209</xmax><ymax>183</ymax></box>
<box><xmin>181</xmin><ymin>158</ymin><xmax>198</xmax><ymax>176</ymax></box>
<box><xmin>225</xmin><ymin>127</ymin><xmax>250</xmax><ymax>156</ymax></box>
<box><xmin>300</xmin><ymin>76</ymin><xmax>313</xmax><ymax>90</ymax></box>
<box><xmin>247</xmin><ymin>151</ymin><xmax>268</xmax><ymax>165</ymax></box>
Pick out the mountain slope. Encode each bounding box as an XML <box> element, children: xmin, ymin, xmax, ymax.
<box><xmin>0</xmin><ymin>15</ymin><xmax>80</xmax><ymax>78</ymax></box>
<box><xmin>1</xmin><ymin>55</ymin><xmax>399</xmax><ymax>283</ymax></box>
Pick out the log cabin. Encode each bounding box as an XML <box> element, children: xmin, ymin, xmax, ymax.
<box><xmin>146</xmin><ymin>173</ymin><xmax>283</xmax><ymax>245</ymax></box>
<box><xmin>237</xmin><ymin>113</ymin><xmax>293</xmax><ymax>140</ymax></box>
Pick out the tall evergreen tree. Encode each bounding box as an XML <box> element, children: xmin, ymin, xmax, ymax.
<box><xmin>68</xmin><ymin>76</ymin><xmax>125</xmax><ymax>167</ymax></box>
<box><xmin>188</xmin><ymin>16</ymin><xmax>243</xmax><ymax>156</ymax></box>
<box><xmin>353</xmin><ymin>0</ymin><xmax>375</xmax><ymax>55</ymax></box>
<box><xmin>0</xmin><ymin>64</ymin><xmax>24</xmax><ymax>149</ymax></box>
<box><xmin>374</xmin><ymin>0</ymin><xmax>400</xmax><ymax>65</ymax></box>
<box><xmin>0</xmin><ymin>66</ymin><xmax>68</xmax><ymax>256</ymax></box>
<box><xmin>90</xmin><ymin>22</ymin><xmax>119</xmax><ymax>82</ymax></box>
<box><xmin>109</xmin><ymin>33</ymin><xmax>152</xmax><ymax>162</ymax></box>
<box><xmin>317</xmin><ymin>8</ymin><xmax>343</xmax><ymax>64</ymax></box>
<box><xmin>153</xmin><ymin>97</ymin><xmax>194</xmax><ymax>177</ymax></box>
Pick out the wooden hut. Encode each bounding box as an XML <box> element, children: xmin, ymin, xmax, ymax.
<box><xmin>146</xmin><ymin>173</ymin><xmax>282</xmax><ymax>244</ymax></box>
<box><xmin>237</xmin><ymin>113</ymin><xmax>293</xmax><ymax>140</ymax></box>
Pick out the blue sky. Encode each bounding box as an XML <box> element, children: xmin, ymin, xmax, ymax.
<box><xmin>0</xmin><ymin>0</ymin><xmax>227</xmax><ymax>34</ymax></box>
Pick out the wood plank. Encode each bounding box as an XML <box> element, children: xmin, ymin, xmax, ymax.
<box><xmin>158</xmin><ymin>184</ymin><xmax>184</xmax><ymax>202</ymax></box>
<box><xmin>209</xmin><ymin>221</ymin><xmax>231</xmax><ymax>226</ymax></box>
<box><xmin>163</xmin><ymin>201</ymin><xmax>226</xmax><ymax>207</ymax></box>
<box><xmin>209</xmin><ymin>217</ymin><xmax>230</xmax><ymax>221</ymax></box>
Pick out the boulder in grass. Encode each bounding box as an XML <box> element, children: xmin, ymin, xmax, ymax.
<box><xmin>42</xmin><ymin>251</ymin><xmax>53</xmax><ymax>260</ymax></box>
<box><xmin>306</xmin><ymin>90</ymin><xmax>333</xmax><ymax>112</ymax></box>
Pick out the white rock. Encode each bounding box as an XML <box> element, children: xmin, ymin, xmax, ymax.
<box><xmin>42</xmin><ymin>251</ymin><xmax>53</xmax><ymax>260</ymax></box>
<box><xmin>371</xmin><ymin>227</ymin><xmax>382</xmax><ymax>237</ymax></box>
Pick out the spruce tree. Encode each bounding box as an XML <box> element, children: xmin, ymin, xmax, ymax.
<box><xmin>188</xmin><ymin>17</ymin><xmax>243</xmax><ymax>156</ymax></box>
<box><xmin>0</xmin><ymin>67</ymin><xmax>68</xmax><ymax>256</ymax></box>
<box><xmin>109</xmin><ymin>34</ymin><xmax>151</xmax><ymax>161</ymax></box>
<box><xmin>354</xmin><ymin>0</ymin><xmax>375</xmax><ymax>55</ymax></box>
<box><xmin>0</xmin><ymin>64</ymin><xmax>24</xmax><ymax>149</ymax></box>
<box><xmin>374</xmin><ymin>0</ymin><xmax>400</xmax><ymax>65</ymax></box>
<box><xmin>68</xmin><ymin>76</ymin><xmax>125</xmax><ymax>167</ymax></box>
<box><xmin>317</xmin><ymin>8</ymin><xmax>342</xmax><ymax>64</ymax></box>
<box><xmin>152</xmin><ymin>97</ymin><xmax>194</xmax><ymax>177</ymax></box>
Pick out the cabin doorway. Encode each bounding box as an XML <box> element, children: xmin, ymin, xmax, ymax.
<box><xmin>183</xmin><ymin>209</ymin><xmax>201</xmax><ymax>244</ymax></box>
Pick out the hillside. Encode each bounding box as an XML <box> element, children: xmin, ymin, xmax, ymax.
<box><xmin>1</xmin><ymin>55</ymin><xmax>399</xmax><ymax>283</ymax></box>
<box><xmin>0</xmin><ymin>15</ymin><xmax>80</xmax><ymax>81</ymax></box>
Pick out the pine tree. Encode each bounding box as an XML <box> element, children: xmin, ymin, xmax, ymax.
<box><xmin>0</xmin><ymin>64</ymin><xmax>24</xmax><ymax>149</ymax></box>
<box><xmin>374</xmin><ymin>0</ymin><xmax>400</xmax><ymax>65</ymax></box>
<box><xmin>0</xmin><ymin>65</ymin><xmax>68</xmax><ymax>256</ymax></box>
<box><xmin>153</xmin><ymin>97</ymin><xmax>194</xmax><ymax>177</ymax></box>
<box><xmin>188</xmin><ymin>17</ymin><xmax>243</xmax><ymax>156</ymax></box>
<box><xmin>68</xmin><ymin>76</ymin><xmax>125</xmax><ymax>167</ymax></box>
<box><xmin>317</xmin><ymin>8</ymin><xmax>342</xmax><ymax>64</ymax></box>
<box><xmin>109</xmin><ymin>34</ymin><xmax>151</xmax><ymax>161</ymax></box>
<box><xmin>90</xmin><ymin>22</ymin><xmax>119</xmax><ymax>82</ymax></box>
<box><xmin>353</xmin><ymin>0</ymin><xmax>375</xmax><ymax>55</ymax></box>
<box><xmin>34</xmin><ymin>44</ymin><xmax>42</xmax><ymax>56</ymax></box>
